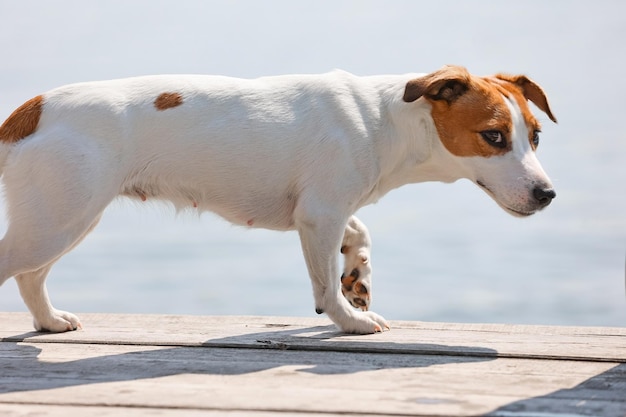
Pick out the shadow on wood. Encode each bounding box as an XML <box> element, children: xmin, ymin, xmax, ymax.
<box><xmin>486</xmin><ymin>363</ymin><xmax>626</xmax><ymax>416</ymax></box>
<box><xmin>0</xmin><ymin>324</ymin><xmax>497</xmax><ymax>395</ymax></box>
<box><xmin>3</xmin><ymin>314</ymin><xmax>624</xmax><ymax>415</ymax></box>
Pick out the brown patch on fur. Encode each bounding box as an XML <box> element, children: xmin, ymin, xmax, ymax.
<box><xmin>341</xmin><ymin>273</ymin><xmax>357</xmax><ymax>290</ymax></box>
<box><xmin>493</xmin><ymin>74</ymin><xmax>557</xmax><ymax>123</ymax></box>
<box><xmin>352</xmin><ymin>298</ymin><xmax>367</xmax><ymax>308</ymax></box>
<box><xmin>154</xmin><ymin>92</ymin><xmax>183</xmax><ymax>111</ymax></box>
<box><xmin>354</xmin><ymin>282</ymin><xmax>368</xmax><ymax>296</ymax></box>
<box><xmin>490</xmin><ymin>81</ymin><xmax>543</xmax><ymax>150</ymax></box>
<box><xmin>405</xmin><ymin>66</ymin><xmax>557</xmax><ymax>158</ymax></box>
<box><xmin>403</xmin><ymin>65</ymin><xmax>472</xmax><ymax>103</ymax></box>
<box><xmin>491</xmin><ymin>75</ymin><xmax>559</xmax><ymax>150</ymax></box>
<box><xmin>404</xmin><ymin>67</ymin><xmax>512</xmax><ymax>157</ymax></box>
<box><xmin>429</xmin><ymin>76</ymin><xmax>513</xmax><ymax>158</ymax></box>
<box><xmin>0</xmin><ymin>95</ymin><xmax>44</xmax><ymax>143</ymax></box>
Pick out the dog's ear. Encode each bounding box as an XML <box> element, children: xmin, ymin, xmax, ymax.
<box><xmin>403</xmin><ymin>65</ymin><xmax>472</xmax><ymax>103</ymax></box>
<box><xmin>494</xmin><ymin>74</ymin><xmax>557</xmax><ymax>123</ymax></box>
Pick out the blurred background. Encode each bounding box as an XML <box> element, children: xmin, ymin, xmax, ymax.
<box><xmin>0</xmin><ymin>0</ymin><xmax>624</xmax><ymax>326</ymax></box>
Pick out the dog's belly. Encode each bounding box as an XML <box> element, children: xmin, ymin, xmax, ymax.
<box><xmin>121</xmin><ymin>174</ymin><xmax>299</xmax><ymax>231</ymax></box>
<box><xmin>203</xmin><ymin>188</ymin><xmax>298</xmax><ymax>231</ymax></box>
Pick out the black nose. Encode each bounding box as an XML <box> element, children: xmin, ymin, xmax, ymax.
<box><xmin>533</xmin><ymin>187</ymin><xmax>556</xmax><ymax>206</ymax></box>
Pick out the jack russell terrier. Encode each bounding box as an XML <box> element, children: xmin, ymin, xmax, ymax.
<box><xmin>0</xmin><ymin>65</ymin><xmax>556</xmax><ymax>334</ymax></box>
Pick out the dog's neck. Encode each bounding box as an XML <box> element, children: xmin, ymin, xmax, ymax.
<box><xmin>359</xmin><ymin>84</ymin><xmax>462</xmax><ymax>207</ymax></box>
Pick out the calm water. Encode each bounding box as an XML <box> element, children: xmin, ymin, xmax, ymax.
<box><xmin>0</xmin><ymin>1</ymin><xmax>624</xmax><ymax>327</ymax></box>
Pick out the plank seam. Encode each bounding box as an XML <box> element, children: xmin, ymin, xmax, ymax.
<box><xmin>2</xmin><ymin>337</ymin><xmax>624</xmax><ymax>364</ymax></box>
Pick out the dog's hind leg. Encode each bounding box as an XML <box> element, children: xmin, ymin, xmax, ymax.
<box><xmin>339</xmin><ymin>215</ymin><xmax>373</xmax><ymax>312</ymax></box>
<box><xmin>7</xmin><ymin>214</ymin><xmax>104</xmax><ymax>332</ymax></box>
<box><xmin>0</xmin><ymin>137</ymin><xmax>116</xmax><ymax>331</ymax></box>
<box><xmin>13</xmin><ymin>214</ymin><xmax>103</xmax><ymax>332</ymax></box>
<box><xmin>15</xmin><ymin>265</ymin><xmax>79</xmax><ymax>332</ymax></box>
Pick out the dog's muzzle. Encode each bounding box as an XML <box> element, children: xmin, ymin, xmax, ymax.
<box><xmin>476</xmin><ymin>181</ymin><xmax>556</xmax><ymax>216</ymax></box>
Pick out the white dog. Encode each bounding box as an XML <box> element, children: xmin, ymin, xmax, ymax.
<box><xmin>0</xmin><ymin>65</ymin><xmax>556</xmax><ymax>334</ymax></box>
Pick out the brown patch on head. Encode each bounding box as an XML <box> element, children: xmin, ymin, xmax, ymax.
<box><xmin>154</xmin><ymin>92</ymin><xmax>183</xmax><ymax>111</ymax></box>
<box><xmin>403</xmin><ymin>65</ymin><xmax>472</xmax><ymax>103</ymax></box>
<box><xmin>0</xmin><ymin>95</ymin><xmax>43</xmax><ymax>143</ymax></box>
<box><xmin>405</xmin><ymin>66</ymin><xmax>557</xmax><ymax>157</ymax></box>
<box><xmin>430</xmin><ymin>77</ymin><xmax>513</xmax><ymax>157</ymax></box>
<box><xmin>493</xmin><ymin>74</ymin><xmax>557</xmax><ymax>123</ymax></box>
<box><xmin>405</xmin><ymin>66</ymin><xmax>513</xmax><ymax>157</ymax></box>
<box><xmin>490</xmin><ymin>80</ymin><xmax>542</xmax><ymax>150</ymax></box>
<box><xmin>491</xmin><ymin>74</ymin><xmax>557</xmax><ymax>150</ymax></box>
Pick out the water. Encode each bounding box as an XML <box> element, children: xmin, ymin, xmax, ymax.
<box><xmin>0</xmin><ymin>1</ymin><xmax>624</xmax><ymax>327</ymax></box>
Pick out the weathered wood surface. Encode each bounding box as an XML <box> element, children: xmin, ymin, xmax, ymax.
<box><xmin>1</xmin><ymin>312</ymin><xmax>625</xmax><ymax>416</ymax></box>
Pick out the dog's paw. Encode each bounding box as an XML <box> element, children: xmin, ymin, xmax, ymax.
<box><xmin>340</xmin><ymin>268</ymin><xmax>370</xmax><ymax>310</ymax></box>
<box><xmin>336</xmin><ymin>310</ymin><xmax>390</xmax><ymax>334</ymax></box>
<box><xmin>33</xmin><ymin>309</ymin><xmax>82</xmax><ymax>333</ymax></box>
<box><xmin>340</xmin><ymin>247</ymin><xmax>372</xmax><ymax>311</ymax></box>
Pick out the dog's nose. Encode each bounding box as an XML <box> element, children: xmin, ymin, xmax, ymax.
<box><xmin>533</xmin><ymin>187</ymin><xmax>556</xmax><ymax>206</ymax></box>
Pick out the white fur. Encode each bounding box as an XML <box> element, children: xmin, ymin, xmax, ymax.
<box><xmin>0</xmin><ymin>69</ymin><xmax>554</xmax><ymax>334</ymax></box>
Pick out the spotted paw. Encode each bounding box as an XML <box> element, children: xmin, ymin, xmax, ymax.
<box><xmin>341</xmin><ymin>267</ymin><xmax>370</xmax><ymax>310</ymax></box>
<box><xmin>340</xmin><ymin>243</ymin><xmax>372</xmax><ymax>311</ymax></box>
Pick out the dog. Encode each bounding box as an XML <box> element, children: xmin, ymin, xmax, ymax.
<box><xmin>0</xmin><ymin>65</ymin><xmax>556</xmax><ymax>334</ymax></box>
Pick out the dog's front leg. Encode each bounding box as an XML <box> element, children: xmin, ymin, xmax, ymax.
<box><xmin>340</xmin><ymin>215</ymin><xmax>373</xmax><ymax>311</ymax></box>
<box><xmin>296</xmin><ymin>210</ymin><xmax>388</xmax><ymax>334</ymax></box>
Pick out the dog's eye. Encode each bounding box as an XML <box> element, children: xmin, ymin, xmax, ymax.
<box><xmin>532</xmin><ymin>130</ymin><xmax>540</xmax><ymax>148</ymax></box>
<box><xmin>480</xmin><ymin>130</ymin><xmax>506</xmax><ymax>148</ymax></box>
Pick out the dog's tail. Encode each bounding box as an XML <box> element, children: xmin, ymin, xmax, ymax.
<box><xmin>0</xmin><ymin>95</ymin><xmax>44</xmax><ymax>177</ymax></box>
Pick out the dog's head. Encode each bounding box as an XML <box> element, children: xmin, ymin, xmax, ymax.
<box><xmin>403</xmin><ymin>65</ymin><xmax>557</xmax><ymax>217</ymax></box>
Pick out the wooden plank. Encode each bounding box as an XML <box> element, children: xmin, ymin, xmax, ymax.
<box><xmin>1</xmin><ymin>313</ymin><xmax>625</xmax><ymax>362</ymax></box>
<box><xmin>1</xmin><ymin>313</ymin><xmax>626</xmax><ymax>416</ymax></box>
<box><xmin>1</xmin><ymin>341</ymin><xmax>623</xmax><ymax>416</ymax></box>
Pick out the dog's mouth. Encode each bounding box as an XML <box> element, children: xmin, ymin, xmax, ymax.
<box><xmin>502</xmin><ymin>206</ymin><xmax>536</xmax><ymax>217</ymax></box>
<box><xmin>475</xmin><ymin>180</ymin><xmax>537</xmax><ymax>217</ymax></box>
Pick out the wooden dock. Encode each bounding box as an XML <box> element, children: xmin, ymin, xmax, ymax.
<box><xmin>1</xmin><ymin>312</ymin><xmax>625</xmax><ymax>416</ymax></box>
